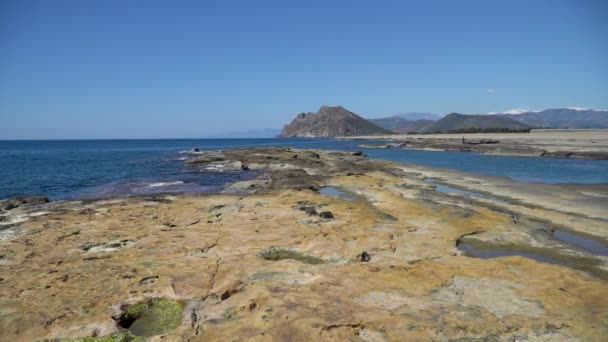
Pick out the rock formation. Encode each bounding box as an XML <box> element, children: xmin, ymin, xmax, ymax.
<box><xmin>279</xmin><ymin>105</ymin><xmax>392</xmax><ymax>137</ymax></box>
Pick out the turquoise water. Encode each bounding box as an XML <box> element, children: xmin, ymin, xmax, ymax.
<box><xmin>0</xmin><ymin>138</ymin><xmax>606</xmax><ymax>199</ymax></box>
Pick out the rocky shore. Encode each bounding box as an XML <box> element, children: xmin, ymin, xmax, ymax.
<box><xmin>344</xmin><ymin>130</ymin><xmax>608</xmax><ymax>160</ymax></box>
<box><xmin>1</xmin><ymin>147</ymin><xmax>607</xmax><ymax>341</ymax></box>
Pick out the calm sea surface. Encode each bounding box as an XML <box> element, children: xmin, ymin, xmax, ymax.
<box><xmin>1</xmin><ymin>138</ymin><xmax>607</xmax><ymax>200</ymax></box>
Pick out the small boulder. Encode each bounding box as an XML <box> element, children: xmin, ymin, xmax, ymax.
<box><xmin>303</xmin><ymin>207</ymin><xmax>318</xmax><ymax>216</ymax></box>
<box><xmin>361</xmin><ymin>251</ymin><xmax>371</xmax><ymax>262</ymax></box>
<box><xmin>319</xmin><ymin>211</ymin><xmax>334</xmax><ymax>220</ymax></box>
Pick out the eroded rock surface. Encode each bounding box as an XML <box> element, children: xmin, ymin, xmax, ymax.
<box><xmin>0</xmin><ymin>147</ymin><xmax>607</xmax><ymax>341</ymax></box>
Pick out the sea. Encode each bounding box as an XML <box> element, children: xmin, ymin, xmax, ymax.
<box><xmin>1</xmin><ymin>138</ymin><xmax>607</xmax><ymax>200</ymax></box>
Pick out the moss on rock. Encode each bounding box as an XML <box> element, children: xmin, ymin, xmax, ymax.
<box><xmin>260</xmin><ymin>247</ymin><xmax>325</xmax><ymax>265</ymax></box>
<box><xmin>117</xmin><ymin>298</ymin><xmax>183</xmax><ymax>337</ymax></box>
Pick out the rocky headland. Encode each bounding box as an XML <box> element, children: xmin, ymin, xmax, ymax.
<box><xmin>279</xmin><ymin>106</ymin><xmax>391</xmax><ymax>137</ymax></box>
<box><xmin>1</xmin><ymin>147</ymin><xmax>607</xmax><ymax>341</ymax></box>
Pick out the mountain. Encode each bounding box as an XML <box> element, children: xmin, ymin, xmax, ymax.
<box><xmin>395</xmin><ymin>112</ymin><xmax>441</xmax><ymax>121</ymax></box>
<box><xmin>369</xmin><ymin>117</ymin><xmax>435</xmax><ymax>134</ymax></box>
<box><xmin>500</xmin><ymin>108</ymin><xmax>608</xmax><ymax>129</ymax></box>
<box><xmin>418</xmin><ymin>113</ymin><xmax>532</xmax><ymax>133</ymax></box>
<box><xmin>279</xmin><ymin>106</ymin><xmax>392</xmax><ymax>137</ymax></box>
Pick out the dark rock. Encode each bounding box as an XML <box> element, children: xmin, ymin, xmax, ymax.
<box><xmin>303</xmin><ymin>207</ymin><xmax>318</xmax><ymax>216</ymax></box>
<box><xmin>268</xmin><ymin>169</ymin><xmax>322</xmax><ymax>190</ymax></box>
<box><xmin>541</xmin><ymin>150</ymin><xmax>608</xmax><ymax>160</ymax></box>
<box><xmin>541</xmin><ymin>151</ymin><xmax>572</xmax><ymax>158</ymax></box>
<box><xmin>0</xmin><ymin>196</ymin><xmax>49</xmax><ymax>211</ymax></box>
<box><xmin>319</xmin><ymin>211</ymin><xmax>334</xmax><ymax>220</ymax></box>
<box><xmin>464</xmin><ymin>139</ymin><xmax>500</xmax><ymax>145</ymax></box>
<box><xmin>220</xmin><ymin>290</ymin><xmax>231</xmax><ymax>301</ymax></box>
<box><xmin>352</xmin><ymin>151</ymin><xmax>363</xmax><ymax>156</ymax></box>
<box><xmin>139</xmin><ymin>276</ymin><xmax>159</xmax><ymax>285</ymax></box>
<box><xmin>361</xmin><ymin>251</ymin><xmax>371</xmax><ymax>262</ymax></box>
<box><xmin>191</xmin><ymin>147</ymin><xmax>200</xmax><ymax>152</ymax></box>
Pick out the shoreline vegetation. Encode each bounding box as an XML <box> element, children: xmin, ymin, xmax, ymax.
<box><xmin>1</xmin><ymin>146</ymin><xmax>607</xmax><ymax>340</ymax></box>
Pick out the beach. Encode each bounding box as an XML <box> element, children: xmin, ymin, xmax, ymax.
<box><xmin>344</xmin><ymin>129</ymin><xmax>608</xmax><ymax>159</ymax></box>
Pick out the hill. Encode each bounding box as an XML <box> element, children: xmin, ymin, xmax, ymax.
<box><xmin>369</xmin><ymin>117</ymin><xmax>434</xmax><ymax>133</ymax></box>
<box><xmin>502</xmin><ymin>108</ymin><xmax>608</xmax><ymax>129</ymax></box>
<box><xmin>395</xmin><ymin>112</ymin><xmax>441</xmax><ymax>121</ymax></box>
<box><xmin>279</xmin><ymin>106</ymin><xmax>392</xmax><ymax>137</ymax></box>
<box><xmin>418</xmin><ymin>113</ymin><xmax>532</xmax><ymax>133</ymax></box>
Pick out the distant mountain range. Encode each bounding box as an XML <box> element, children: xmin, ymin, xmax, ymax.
<box><xmin>369</xmin><ymin>117</ymin><xmax>434</xmax><ymax>134</ymax></box>
<box><xmin>279</xmin><ymin>106</ymin><xmax>392</xmax><ymax>137</ymax></box>
<box><xmin>278</xmin><ymin>107</ymin><xmax>608</xmax><ymax>137</ymax></box>
<box><xmin>394</xmin><ymin>112</ymin><xmax>441</xmax><ymax>121</ymax></box>
<box><xmin>418</xmin><ymin>113</ymin><xmax>531</xmax><ymax>133</ymax></box>
<box><xmin>498</xmin><ymin>108</ymin><xmax>608</xmax><ymax>129</ymax></box>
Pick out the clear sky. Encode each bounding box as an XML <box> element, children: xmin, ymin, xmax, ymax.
<box><xmin>1</xmin><ymin>0</ymin><xmax>607</xmax><ymax>139</ymax></box>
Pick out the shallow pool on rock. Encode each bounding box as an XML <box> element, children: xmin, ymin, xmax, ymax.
<box><xmin>426</xmin><ymin>178</ymin><xmax>511</xmax><ymax>204</ymax></box>
<box><xmin>457</xmin><ymin>240</ymin><xmax>608</xmax><ymax>279</ymax></box>
<box><xmin>318</xmin><ymin>186</ymin><xmax>359</xmax><ymax>200</ymax></box>
<box><xmin>552</xmin><ymin>230</ymin><xmax>608</xmax><ymax>256</ymax></box>
<box><xmin>457</xmin><ymin>242</ymin><xmax>566</xmax><ymax>267</ymax></box>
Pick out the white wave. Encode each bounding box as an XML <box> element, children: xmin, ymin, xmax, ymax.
<box><xmin>143</xmin><ymin>181</ymin><xmax>185</xmax><ymax>188</ymax></box>
<box><xmin>204</xmin><ymin>164</ymin><xmax>225</xmax><ymax>171</ymax></box>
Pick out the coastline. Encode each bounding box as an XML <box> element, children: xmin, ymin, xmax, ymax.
<box><xmin>1</xmin><ymin>147</ymin><xmax>607</xmax><ymax>340</ymax></box>
<box><xmin>341</xmin><ymin>129</ymin><xmax>608</xmax><ymax>160</ymax></box>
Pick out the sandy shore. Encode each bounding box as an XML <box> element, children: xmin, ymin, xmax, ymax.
<box><xmin>1</xmin><ymin>147</ymin><xmax>607</xmax><ymax>341</ymax></box>
<box><xmin>344</xmin><ymin>129</ymin><xmax>608</xmax><ymax>159</ymax></box>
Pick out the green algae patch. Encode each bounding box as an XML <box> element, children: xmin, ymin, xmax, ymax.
<box><xmin>117</xmin><ymin>298</ymin><xmax>183</xmax><ymax>337</ymax></box>
<box><xmin>260</xmin><ymin>247</ymin><xmax>325</xmax><ymax>265</ymax></box>
<box><xmin>60</xmin><ymin>331</ymin><xmax>144</xmax><ymax>342</ymax></box>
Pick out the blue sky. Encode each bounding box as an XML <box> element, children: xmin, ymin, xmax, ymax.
<box><xmin>1</xmin><ymin>0</ymin><xmax>607</xmax><ymax>139</ymax></box>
